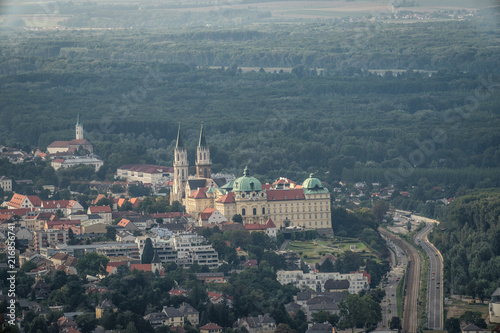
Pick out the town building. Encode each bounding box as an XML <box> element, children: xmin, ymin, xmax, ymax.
<box><xmin>7</xmin><ymin>193</ymin><xmax>42</xmax><ymax>209</ymax></box>
<box><xmin>276</xmin><ymin>270</ymin><xmax>370</xmax><ymax>294</ymax></box>
<box><xmin>51</xmin><ymin>156</ymin><xmax>103</xmax><ymax>172</ymax></box>
<box><xmin>200</xmin><ymin>323</ymin><xmax>222</xmax><ymax>333</ymax></box>
<box><xmin>0</xmin><ymin>176</ymin><xmax>12</xmax><ymax>192</ymax></box>
<box><xmin>490</xmin><ymin>287</ymin><xmax>500</xmax><ymax>323</ymax></box>
<box><xmin>33</xmin><ymin>229</ymin><xmax>68</xmax><ymax>252</ymax></box>
<box><xmin>115</xmin><ymin>164</ymin><xmax>173</xmax><ymax>185</ymax></box>
<box><xmin>234</xmin><ymin>314</ymin><xmax>276</xmax><ymax>333</ymax></box>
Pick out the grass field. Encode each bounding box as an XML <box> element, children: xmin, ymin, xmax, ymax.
<box><xmin>285</xmin><ymin>237</ymin><xmax>375</xmax><ymax>264</ymax></box>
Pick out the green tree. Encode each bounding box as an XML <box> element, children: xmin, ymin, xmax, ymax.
<box><xmin>76</xmin><ymin>252</ymin><xmax>109</xmax><ymax>277</ymax></box>
<box><xmin>444</xmin><ymin>317</ymin><xmax>461</xmax><ymax>333</ymax></box>
<box><xmin>75</xmin><ymin>313</ymin><xmax>98</xmax><ymax>333</ymax></box>
<box><xmin>389</xmin><ymin>316</ymin><xmax>402</xmax><ymax>332</ymax></box>
<box><xmin>141</xmin><ymin>238</ymin><xmax>155</xmax><ymax>264</ymax></box>
<box><xmin>232</xmin><ymin>214</ymin><xmax>243</xmax><ymax>223</ymax></box>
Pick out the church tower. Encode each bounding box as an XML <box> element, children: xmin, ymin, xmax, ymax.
<box><xmin>196</xmin><ymin>122</ymin><xmax>211</xmax><ymax>179</ymax></box>
<box><xmin>171</xmin><ymin>123</ymin><xmax>189</xmax><ymax>205</ymax></box>
<box><xmin>75</xmin><ymin>113</ymin><xmax>84</xmax><ymax>140</ymax></box>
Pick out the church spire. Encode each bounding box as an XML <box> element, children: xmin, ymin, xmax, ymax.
<box><xmin>76</xmin><ymin>113</ymin><xmax>80</xmax><ymax>126</ymax></box>
<box><xmin>75</xmin><ymin>113</ymin><xmax>83</xmax><ymax>140</ymax></box>
<box><xmin>175</xmin><ymin>122</ymin><xmax>184</xmax><ymax>149</ymax></box>
<box><xmin>198</xmin><ymin>121</ymin><xmax>207</xmax><ymax>147</ymax></box>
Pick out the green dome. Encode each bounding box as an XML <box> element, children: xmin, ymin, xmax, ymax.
<box><xmin>233</xmin><ymin>167</ymin><xmax>262</xmax><ymax>192</ymax></box>
<box><xmin>302</xmin><ymin>173</ymin><xmax>328</xmax><ymax>193</ymax></box>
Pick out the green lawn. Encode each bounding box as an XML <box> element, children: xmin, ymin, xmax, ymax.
<box><xmin>285</xmin><ymin>237</ymin><xmax>376</xmax><ymax>264</ymax></box>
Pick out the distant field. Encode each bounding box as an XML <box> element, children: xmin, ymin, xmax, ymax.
<box><xmin>445</xmin><ymin>298</ymin><xmax>489</xmax><ymax>320</ymax></box>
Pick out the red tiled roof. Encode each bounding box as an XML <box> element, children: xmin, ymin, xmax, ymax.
<box><xmin>150</xmin><ymin>212</ymin><xmax>183</xmax><ymax>218</ymax></box>
<box><xmin>262</xmin><ymin>183</ymin><xmax>273</xmax><ymax>190</ymax></box>
<box><xmin>52</xmin><ymin>159</ymin><xmax>65</xmax><ymax>163</ymax></box>
<box><xmin>89</xmin><ymin>206</ymin><xmax>112</xmax><ymax>213</ymax></box>
<box><xmin>266</xmin><ymin>189</ymin><xmax>305</xmax><ymax>201</ymax></box>
<box><xmin>130</xmin><ymin>198</ymin><xmax>141</xmax><ymax>207</ymax></box>
<box><xmin>48</xmin><ymin>141</ymin><xmax>71</xmax><ymax>148</ymax></box>
<box><xmin>46</xmin><ymin>220</ymin><xmax>80</xmax><ymax>228</ymax></box>
<box><xmin>69</xmin><ymin>139</ymin><xmax>91</xmax><ymax>145</ymax></box>
<box><xmin>130</xmin><ymin>264</ymin><xmax>152</xmax><ymax>272</ymax></box>
<box><xmin>265</xmin><ymin>218</ymin><xmax>276</xmax><ymax>228</ymax></box>
<box><xmin>189</xmin><ymin>187</ymin><xmax>207</xmax><ymax>199</ymax></box>
<box><xmin>216</xmin><ymin>192</ymin><xmax>235</xmax><ymax>203</ymax></box>
<box><xmin>117</xmin><ymin>198</ymin><xmax>127</xmax><ymax>207</ymax></box>
<box><xmin>244</xmin><ymin>223</ymin><xmax>267</xmax><ymax>231</ymax></box>
<box><xmin>200</xmin><ymin>207</ymin><xmax>216</xmax><ymax>220</ymax></box>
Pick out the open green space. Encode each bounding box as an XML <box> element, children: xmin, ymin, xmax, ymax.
<box><xmin>286</xmin><ymin>237</ymin><xmax>375</xmax><ymax>264</ymax></box>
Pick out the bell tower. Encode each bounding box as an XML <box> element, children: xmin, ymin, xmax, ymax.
<box><xmin>171</xmin><ymin>123</ymin><xmax>189</xmax><ymax>204</ymax></box>
<box><xmin>196</xmin><ymin>122</ymin><xmax>211</xmax><ymax>179</ymax></box>
<box><xmin>75</xmin><ymin>113</ymin><xmax>84</xmax><ymax>140</ymax></box>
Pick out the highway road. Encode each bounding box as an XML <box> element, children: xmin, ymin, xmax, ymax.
<box><xmin>379</xmin><ymin>227</ymin><xmax>421</xmax><ymax>333</ymax></box>
<box><xmin>414</xmin><ymin>222</ymin><xmax>444</xmax><ymax>330</ymax></box>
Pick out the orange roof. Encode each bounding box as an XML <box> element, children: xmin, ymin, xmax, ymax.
<box><xmin>189</xmin><ymin>187</ymin><xmax>207</xmax><ymax>199</ymax></box>
<box><xmin>42</xmin><ymin>200</ymin><xmax>73</xmax><ymax>209</ymax></box>
<box><xmin>265</xmin><ymin>218</ymin><xmax>276</xmax><ymax>228</ymax></box>
<box><xmin>216</xmin><ymin>192</ymin><xmax>235</xmax><ymax>203</ymax></box>
<box><xmin>129</xmin><ymin>198</ymin><xmax>141</xmax><ymax>207</ymax></box>
<box><xmin>117</xmin><ymin>218</ymin><xmax>131</xmax><ymax>227</ymax></box>
<box><xmin>89</xmin><ymin>206</ymin><xmax>112</xmax><ymax>213</ymax></box>
<box><xmin>52</xmin><ymin>159</ymin><xmax>65</xmax><ymax>163</ymax></box>
<box><xmin>200</xmin><ymin>207</ymin><xmax>216</xmax><ymax>220</ymax></box>
<box><xmin>130</xmin><ymin>264</ymin><xmax>152</xmax><ymax>272</ymax></box>
<box><xmin>8</xmin><ymin>193</ymin><xmax>41</xmax><ymax>208</ymax></box>
<box><xmin>117</xmin><ymin>198</ymin><xmax>127</xmax><ymax>207</ymax></box>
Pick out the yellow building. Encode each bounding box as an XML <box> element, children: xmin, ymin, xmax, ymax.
<box><xmin>185</xmin><ymin>167</ymin><xmax>332</xmax><ymax>232</ymax></box>
<box><xmin>173</xmin><ymin>124</ymin><xmax>332</xmax><ymax>232</ymax></box>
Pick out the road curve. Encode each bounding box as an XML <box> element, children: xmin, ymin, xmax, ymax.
<box><xmin>379</xmin><ymin>227</ymin><xmax>421</xmax><ymax>333</ymax></box>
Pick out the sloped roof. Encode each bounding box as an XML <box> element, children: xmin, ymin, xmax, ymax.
<box><xmin>462</xmin><ymin>323</ymin><xmax>482</xmax><ymax>331</ymax></box>
<box><xmin>162</xmin><ymin>306</ymin><xmax>184</xmax><ymax>318</ymax></box>
<box><xmin>216</xmin><ymin>192</ymin><xmax>235</xmax><ymax>203</ymax></box>
<box><xmin>188</xmin><ymin>179</ymin><xmax>207</xmax><ymax>190</ymax></box>
<box><xmin>200</xmin><ymin>323</ymin><xmax>222</xmax><ymax>330</ymax></box>
<box><xmin>266</xmin><ymin>189</ymin><xmax>305</xmax><ymax>201</ymax></box>
<box><xmin>178</xmin><ymin>302</ymin><xmax>199</xmax><ymax>315</ymax></box>
<box><xmin>200</xmin><ymin>207</ymin><xmax>217</xmax><ymax>220</ymax></box>
<box><xmin>244</xmin><ymin>223</ymin><xmax>267</xmax><ymax>231</ymax></box>
<box><xmin>189</xmin><ymin>187</ymin><xmax>207</xmax><ymax>199</ymax></box>
<box><xmin>265</xmin><ymin>218</ymin><xmax>276</xmax><ymax>228</ymax></box>
<box><xmin>89</xmin><ymin>206</ymin><xmax>112</xmax><ymax>213</ymax></box>
<box><xmin>117</xmin><ymin>164</ymin><xmax>173</xmax><ymax>174</ymax></box>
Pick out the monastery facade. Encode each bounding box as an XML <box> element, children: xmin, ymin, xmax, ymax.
<box><xmin>172</xmin><ymin>124</ymin><xmax>332</xmax><ymax>232</ymax></box>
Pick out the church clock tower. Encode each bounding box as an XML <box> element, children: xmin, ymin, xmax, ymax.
<box><xmin>171</xmin><ymin>123</ymin><xmax>189</xmax><ymax>205</ymax></box>
<box><xmin>196</xmin><ymin>122</ymin><xmax>211</xmax><ymax>179</ymax></box>
<box><xmin>75</xmin><ymin>113</ymin><xmax>84</xmax><ymax>140</ymax></box>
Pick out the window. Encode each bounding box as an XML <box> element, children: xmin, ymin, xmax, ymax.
<box><xmin>262</xmin><ymin>207</ymin><xmax>265</xmax><ymax>214</ymax></box>
<box><xmin>253</xmin><ymin>208</ymin><xmax>257</xmax><ymax>215</ymax></box>
<box><xmin>242</xmin><ymin>208</ymin><xmax>246</xmax><ymax>216</ymax></box>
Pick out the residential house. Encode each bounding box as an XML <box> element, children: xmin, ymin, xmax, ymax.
<box><xmin>39</xmin><ymin>200</ymin><xmax>84</xmax><ymax>217</ymax></box>
<box><xmin>178</xmin><ymin>302</ymin><xmax>199</xmax><ymax>326</ymax></box>
<box><xmin>32</xmin><ymin>279</ymin><xmax>51</xmax><ymax>300</ymax></box>
<box><xmin>87</xmin><ymin>206</ymin><xmax>112</xmax><ymax>223</ymax></box>
<box><xmin>199</xmin><ymin>207</ymin><xmax>227</xmax><ymax>226</ymax></box>
<box><xmin>234</xmin><ymin>314</ymin><xmax>276</xmax><ymax>333</ymax></box>
<box><xmin>461</xmin><ymin>323</ymin><xmax>490</xmax><ymax>333</ymax></box>
<box><xmin>8</xmin><ymin>193</ymin><xmax>41</xmax><ymax>209</ymax></box>
<box><xmin>306</xmin><ymin>323</ymin><xmax>334</xmax><ymax>333</ymax></box>
<box><xmin>200</xmin><ymin>323</ymin><xmax>222</xmax><ymax>333</ymax></box>
<box><xmin>116</xmin><ymin>231</ymin><xmax>136</xmax><ymax>242</ymax></box>
<box><xmin>244</xmin><ymin>218</ymin><xmax>277</xmax><ymax>238</ymax></box>
<box><xmin>0</xmin><ymin>176</ymin><xmax>12</xmax><ymax>192</ymax></box>
<box><xmin>490</xmin><ymin>287</ymin><xmax>500</xmax><ymax>323</ymax></box>
<box><xmin>277</xmin><ymin>270</ymin><xmax>370</xmax><ymax>294</ymax></box>
<box><xmin>95</xmin><ymin>299</ymin><xmax>118</xmax><ymax>319</ymax></box>
<box><xmin>196</xmin><ymin>272</ymin><xmax>225</xmax><ymax>284</ymax></box>
<box><xmin>33</xmin><ymin>230</ymin><xmax>68</xmax><ymax>252</ymax></box>
<box><xmin>161</xmin><ymin>307</ymin><xmax>184</xmax><ymax>327</ymax></box>
<box><xmin>117</xmin><ymin>218</ymin><xmax>140</xmax><ymax>231</ymax></box>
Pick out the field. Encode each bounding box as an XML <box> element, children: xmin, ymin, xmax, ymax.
<box><xmin>285</xmin><ymin>237</ymin><xmax>373</xmax><ymax>264</ymax></box>
<box><xmin>445</xmin><ymin>298</ymin><xmax>489</xmax><ymax>320</ymax></box>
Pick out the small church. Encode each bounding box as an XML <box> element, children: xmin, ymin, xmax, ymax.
<box><xmin>47</xmin><ymin>114</ymin><xmax>93</xmax><ymax>155</ymax></box>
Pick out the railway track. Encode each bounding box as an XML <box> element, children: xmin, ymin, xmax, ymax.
<box><xmin>379</xmin><ymin>228</ymin><xmax>421</xmax><ymax>333</ymax></box>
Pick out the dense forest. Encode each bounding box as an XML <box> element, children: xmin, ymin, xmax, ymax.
<box><xmin>429</xmin><ymin>188</ymin><xmax>500</xmax><ymax>299</ymax></box>
<box><xmin>1</xmin><ymin>21</ymin><xmax>499</xmax><ymax>188</ymax></box>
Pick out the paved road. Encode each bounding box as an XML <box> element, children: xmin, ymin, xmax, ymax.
<box><xmin>414</xmin><ymin>223</ymin><xmax>444</xmax><ymax>330</ymax></box>
<box><xmin>378</xmin><ymin>235</ymin><xmax>408</xmax><ymax>330</ymax></box>
<box><xmin>379</xmin><ymin>228</ymin><xmax>421</xmax><ymax>333</ymax></box>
